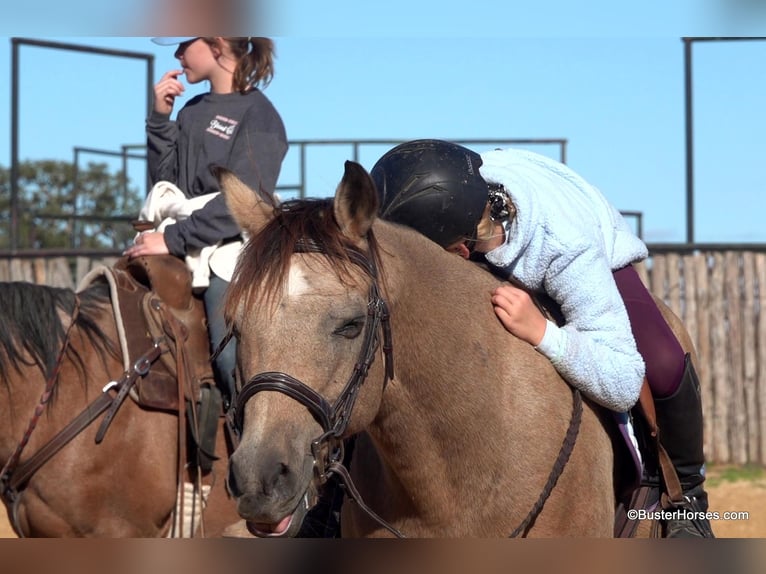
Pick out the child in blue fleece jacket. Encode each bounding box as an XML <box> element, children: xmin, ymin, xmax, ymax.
<box><xmin>371</xmin><ymin>139</ymin><xmax>713</xmax><ymax>538</ymax></box>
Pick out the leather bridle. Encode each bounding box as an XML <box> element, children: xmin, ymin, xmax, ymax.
<box><xmin>229</xmin><ymin>238</ymin><xmax>394</xmax><ymax>484</ymax></box>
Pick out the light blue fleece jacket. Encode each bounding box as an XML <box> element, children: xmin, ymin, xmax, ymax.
<box><xmin>479</xmin><ymin>148</ymin><xmax>647</xmax><ymax>412</ymax></box>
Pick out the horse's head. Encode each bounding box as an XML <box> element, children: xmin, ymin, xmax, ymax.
<box><xmin>219</xmin><ymin>161</ymin><xmax>393</xmax><ymax>537</ymax></box>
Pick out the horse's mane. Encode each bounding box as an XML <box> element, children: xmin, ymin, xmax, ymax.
<box><xmin>225</xmin><ymin>198</ymin><xmax>381</xmax><ymax>321</ymax></box>
<box><xmin>0</xmin><ymin>280</ymin><xmax>117</xmax><ymax>387</ymax></box>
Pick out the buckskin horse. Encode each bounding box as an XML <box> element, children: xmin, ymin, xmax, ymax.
<box><xmin>218</xmin><ymin>161</ymin><xmax>614</xmax><ymax>537</ymax></box>
<box><xmin>0</xmin><ymin>257</ymin><xmax>239</xmax><ymax>537</ymax></box>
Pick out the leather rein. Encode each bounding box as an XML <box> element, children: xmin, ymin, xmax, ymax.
<box><xmin>228</xmin><ymin>236</ymin><xmax>584</xmax><ymax>538</ymax></box>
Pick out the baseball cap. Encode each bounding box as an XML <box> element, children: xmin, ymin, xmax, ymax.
<box><xmin>151</xmin><ymin>37</ymin><xmax>198</xmax><ymax>46</ymax></box>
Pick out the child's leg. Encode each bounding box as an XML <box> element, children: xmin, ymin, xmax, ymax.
<box><xmin>612</xmin><ymin>265</ymin><xmax>713</xmax><ymax>538</ymax></box>
<box><xmin>612</xmin><ymin>265</ymin><xmax>685</xmax><ymax>398</ymax></box>
<box><xmin>203</xmin><ymin>272</ymin><xmax>237</xmax><ymax>406</ymax></box>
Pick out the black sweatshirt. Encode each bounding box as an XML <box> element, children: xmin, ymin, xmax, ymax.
<box><xmin>146</xmin><ymin>89</ymin><xmax>287</xmax><ymax>257</ymax></box>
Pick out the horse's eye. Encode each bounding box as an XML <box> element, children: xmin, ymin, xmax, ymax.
<box><xmin>333</xmin><ymin>317</ymin><xmax>365</xmax><ymax>339</ymax></box>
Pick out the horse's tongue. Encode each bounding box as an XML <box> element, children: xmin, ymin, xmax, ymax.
<box><xmin>248</xmin><ymin>514</ymin><xmax>293</xmax><ymax>536</ymax></box>
<box><xmin>272</xmin><ymin>514</ymin><xmax>292</xmax><ymax>534</ymax></box>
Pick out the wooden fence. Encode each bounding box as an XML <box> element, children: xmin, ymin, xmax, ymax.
<box><xmin>634</xmin><ymin>248</ymin><xmax>766</xmax><ymax>467</ymax></box>
<box><xmin>1</xmin><ymin>247</ymin><xmax>765</xmax><ymax>465</ymax></box>
<box><xmin>0</xmin><ymin>255</ymin><xmax>120</xmax><ymax>289</ymax></box>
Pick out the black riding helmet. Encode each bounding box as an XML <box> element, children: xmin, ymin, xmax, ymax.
<box><xmin>371</xmin><ymin>139</ymin><xmax>489</xmax><ymax>248</ymax></box>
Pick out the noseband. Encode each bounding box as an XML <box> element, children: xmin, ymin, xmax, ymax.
<box><xmin>230</xmin><ymin>238</ymin><xmax>394</xmax><ymax>482</ymax></box>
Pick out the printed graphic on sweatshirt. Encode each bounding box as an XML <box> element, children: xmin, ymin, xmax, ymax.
<box><xmin>207</xmin><ymin>114</ymin><xmax>238</xmax><ymax>140</ymax></box>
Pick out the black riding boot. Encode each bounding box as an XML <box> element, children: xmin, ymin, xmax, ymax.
<box><xmin>653</xmin><ymin>353</ymin><xmax>715</xmax><ymax>538</ymax></box>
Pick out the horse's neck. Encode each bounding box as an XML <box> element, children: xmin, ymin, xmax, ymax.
<box><xmin>0</xmin><ymin>291</ymin><xmax>117</xmax><ymax>461</ymax></box>
<box><xmin>368</xmin><ymin>228</ymin><xmax>567</xmax><ymax>528</ymax></box>
<box><xmin>380</xmin><ymin>227</ymin><xmax>538</xmax><ymax>409</ymax></box>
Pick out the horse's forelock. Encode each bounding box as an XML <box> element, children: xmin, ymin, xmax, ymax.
<box><xmin>226</xmin><ymin>198</ymin><xmax>380</xmax><ymax>321</ymax></box>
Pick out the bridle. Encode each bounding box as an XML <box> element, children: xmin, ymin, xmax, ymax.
<box><xmin>229</xmin><ymin>238</ymin><xmax>394</xmax><ymax>485</ymax></box>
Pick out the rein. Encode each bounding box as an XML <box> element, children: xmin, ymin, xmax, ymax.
<box><xmin>509</xmin><ymin>388</ymin><xmax>583</xmax><ymax>537</ymax></box>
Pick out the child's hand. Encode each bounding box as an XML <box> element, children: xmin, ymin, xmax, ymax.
<box><xmin>491</xmin><ymin>283</ymin><xmax>547</xmax><ymax>346</ymax></box>
<box><xmin>124</xmin><ymin>231</ymin><xmax>170</xmax><ymax>258</ymax></box>
<box><xmin>153</xmin><ymin>69</ymin><xmax>185</xmax><ymax>115</ymax></box>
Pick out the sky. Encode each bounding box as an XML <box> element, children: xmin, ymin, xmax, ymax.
<box><xmin>1</xmin><ymin>1</ymin><xmax>766</xmax><ymax>244</ymax></box>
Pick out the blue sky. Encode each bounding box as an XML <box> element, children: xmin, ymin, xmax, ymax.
<box><xmin>1</xmin><ymin>1</ymin><xmax>765</xmax><ymax>244</ymax></box>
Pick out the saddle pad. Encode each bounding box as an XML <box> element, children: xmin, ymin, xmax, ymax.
<box><xmin>614</xmin><ymin>410</ymin><xmax>643</xmax><ymax>487</ymax></box>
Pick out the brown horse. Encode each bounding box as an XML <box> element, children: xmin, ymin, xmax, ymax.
<box><xmin>0</xmin><ymin>274</ymin><xmax>238</xmax><ymax>537</ymax></box>
<box><xmin>219</xmin><ymin>161</ymin><xmax>628</xmax><ymax>538</ymax></box>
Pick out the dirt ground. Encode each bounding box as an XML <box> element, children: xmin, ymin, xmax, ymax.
<box><xmin>706</xmin><ymin>472</ymin><xmax>766</xmax><ymax>538</ymax></box>
<box><xmin>1</xmin><ymin>470</ymin><xmax>763</xmax><ymax>538</ymax></box>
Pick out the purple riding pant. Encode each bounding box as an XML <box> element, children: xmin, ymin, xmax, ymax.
<box><xmin>612</xmin><ymin>265</ymin><xmax>685</xmax><ymax>398</ymax></box>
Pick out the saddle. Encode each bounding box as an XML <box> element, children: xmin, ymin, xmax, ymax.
<box><xmin>109</xmin><ymin>255</ymin><xmax>216</xmax><ymax>411</ymax></box>
<box><xmin>98</xmin><ymin>255</ymin><xmax>224</xmax><ymax>474</ymax></box>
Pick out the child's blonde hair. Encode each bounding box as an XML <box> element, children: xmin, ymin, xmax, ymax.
<box><xmin>475</xmin><ymin>203</ymin><xmax>495</xmax><ymax>242</ymax></box>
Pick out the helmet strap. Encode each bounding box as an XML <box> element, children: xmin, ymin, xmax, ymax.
<box><xmin>464</xmin><ymin>225</ymin><xmax>480</xmax><ymax>256</ymax></box>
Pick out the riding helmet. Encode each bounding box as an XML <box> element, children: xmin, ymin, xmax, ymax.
<box><xmin>370</xmin><ymin>139</ymin><xmax>489</xmax><ymax>248</ymax></box>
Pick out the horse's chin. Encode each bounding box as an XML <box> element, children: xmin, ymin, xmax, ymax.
<box><xmin>245</xmin><ymin>492</ymin><xmax>311</xmax><ymax>538</ymax></box>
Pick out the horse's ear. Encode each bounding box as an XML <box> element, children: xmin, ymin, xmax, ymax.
<box><xmin>215</xmin><ymin>167</ymin><xmax>273</xmax><ymax>235</ymax></box>
<box><xmin>333</xmin><ymin>160</ymin><xmax>379</xmax><ymax>241</ymax></box>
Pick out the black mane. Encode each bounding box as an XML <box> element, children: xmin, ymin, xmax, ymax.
<box><xmin>0</xmin><ymin>280</ymin><xmax>116</xmax><ymax>386</ymax></box>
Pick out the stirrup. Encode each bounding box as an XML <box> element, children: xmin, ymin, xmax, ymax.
<box><xmin>663</xmin><ymin>495</ymin><xmax>715</xmax><ymax>538</ymax></box>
